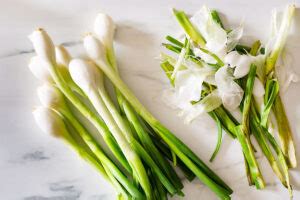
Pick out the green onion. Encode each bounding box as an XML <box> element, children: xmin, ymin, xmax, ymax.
<box><xmin>262</xmin><ymin>4</ymin><xmax>297</xmax><ymax>168</ymax></box>
<box><xmin>273</xmin><ymin>96</ymin><xmax>297</xmax><ymax>168</ymax></box>
<box><xmin>166</xmin><ymin>35</ymin><xmax>184</xmax><ymax>47</ymax></box>
<box><xmin>33</xmin><ymin>107</ymin><xmax>136</xmax><ymax>199</ymax></box>
<box><xmin>238</xmin><ymin>64</ymin><xmax>265</xmax><ymax>189</ymax></box>
<box><xmin>105</xmin><ymin>35</ymin><xmax>184</xmax><ymax>195</ymax></box>
<box><xmin>250</xmin><ymin>103</ymin><xmax>289</xmax><ymax>192</ymax></box>
<box><xmin>198</xmin><ymin>47</ymin><xmax>224</xmax><ymax>67</ymax></box>
<box><xmin>70</xmin><ymin>59</ymin><xmax>159</xmax><ymax>198</ymax></box>
<box><xmin>211</xmin><ymin>10</ymin><xmax>224</xmax><ymax>29</ymax></box>
<box><xmin>241</xmin><ymin>64</ymin><xmax>257</xmax><ymax>135</ymax></box>
<box><xmin>209</xmin><ymin>112</ymin><xmax>223</xmax><ymax>162</ymax></box>
<box><xmin>151</xmin><ymin>134</ymin><xmax>196</xmax><ymax>181</ymax></box>
<box><xmin>172</xmin><ymin>9</ymin><xmax>206</xmax><ymax>47</ymax></box>
<box><xmin>260</xmin><ymin>79</ymin><xmax>279</xmax><ymax>127</ymax></box>
<box><xmin>261</xmin><ymin>125</ymin><xmax>292</xmax><ymax>198</ymax></box>
<box><xmin>249</xmin><ymin>41</ymin><xmax>261</xmax><ymax>56</ymax></box>
<box><xmin>210</xmin><ymin>107</ymin><xmax>237</xmax><ymax>138</ymax></box>
<box><xmin>91</xmin><ymin>48</ymin><xmax>232</xmax><ymax>199</ymax></box>
<box><xmin>235</xmin><ymin>125</ymin><xmax>265</xmax><ymax>189</ymax></box>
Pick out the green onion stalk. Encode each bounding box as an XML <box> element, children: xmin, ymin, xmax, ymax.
<box><xmin>33</xmin><ymin>107</ymin><xmax>131</xmax><ymax>199</ymax></box>
<box><xmin>95</xmin><ymin>18</ymin><xmax>185</xmax><ymax>195</ymax></box>
<box><xmin>245</xmin><ymin>41</ymin><xmax>290</xmax><ymax>190</ymax></box>
<box><xmin>264</xmin><ymin>4</ymin><xmax>297</xmax><ymax>168</ymax></box>
<box><xmin>162</xmin><ymin>10</ymin><xmax>241</xmax><ymax>166</ymax></box>
<box><xmin>37</xmin><ymin>83</ymin><xmax>144</xmax><ymax>199</ymax></box>
<box><xmin>69</xmin><ymin>58</ymin><xmax>183</xmax><ymax>198</ymax></box>
<box><xmin>161</xmin><ymin>38</ymin><xmax>237</xmax><ymax>140</ymax></box>
<box><xmin>29</xmin><ymin>41</ymin><xmax>142</xmax><ymax>198</ymax></box>
<box><xmin>69</xmin><ymin>58</ymin><xmax>175</xmax><ymax>199</ymax></box>
<box><xmin>48</xmin><ymin>57</ymin><xmax>134</xmax><ymax>175</ymax></box>
<box><xmin>29</xmin><ymin>29</ymin><xmax>156</xmax><ymax>198</ymax></box>
<box><xmin>161</xmin><ymin>11</ymin><xmax>240</xmax><ymax>155</ymax></box>
<box><xmin>250</xmin><ymin>102</ymin><xmax>292</xmax><ymax>197</ymax></box>
<box><xmin>84</xmin><ymin>29</ymin><xmax>233</xmax><ymax>199</ymax></box>
<box><xmin>238</xmin><ymin>64</ymin><xmax>265</xmax><ymax>189</ymax></box>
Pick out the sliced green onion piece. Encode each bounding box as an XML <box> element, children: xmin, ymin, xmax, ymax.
<box><xmin>250</xmin><ymin>104</ymin><xmax>288</xmax><ymax>190</ymax></box>
<box><xmin>239</xmin><ymin>64</ymin><xmax>265</xmax><ymax>189</ymax></box>
<box><xmin>235</xmin><ymin>125</ymin><xmax>265</xmax><ymax>189</ymax></box>
<box><xmin>166</xmin><ymin>35</ymin><xmax>184</xmax><ymax>47</ymax></box>
<box><xmin>199</xmin><ymin>47</ymin><xmax>224</xmax><ymax>67</ymax></box>
<box><xmin>209</xmin><ymin>112</ymin><xmax>223</xmax><ymax>162</ymax></box>
<box><xmin>211</xmin><ymin>10</ymin><xmax>224</xmax><ymax>29</ymax></box>
<box><xmin>249</xmin><ymin>40</ymin><xmax>261</xmax><ymax>56</ymax></box>
<box><xmin>273</xmin><ymin>95</ymin><xmax>297</xmax><ymax>168</ymax></box>
<box><xmin>234</xmin><ymin>44</ymin><xmax>251</xmax><ymax>54</ymax></box>
<box><xmin>173</xmin><ymin>8</ymin><xmax>206</xmax><ymax>47</ymax></box>
<box><xmin>261</xmin><ymin>79</ymin><xmax>279</xmax><ymax>127</ymax></box>
<box><xmin>242</xmin><ymin>64</ymin><xmax>257</xmax><ymax>135</ymax></box>
<box><xmin>261</xmin><ymin>125</ymin><xmax>292</xmax><ymax>198</ymax></box>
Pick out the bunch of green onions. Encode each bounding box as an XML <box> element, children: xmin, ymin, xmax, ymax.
<box><xmin>29</xmin><ymin>13</ymin><xmax>232</xmax><ymax>199</ymax></box>
<box><xmin>160</xmin><ymin>5</ymin><xmax>296</xmax><ymax>198</ymax></box>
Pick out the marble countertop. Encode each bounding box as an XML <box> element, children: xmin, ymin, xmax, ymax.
<box><xmin>1</xmin><ymin>0</ymin><xmax>300</xmax><ymax>199</ymax></box>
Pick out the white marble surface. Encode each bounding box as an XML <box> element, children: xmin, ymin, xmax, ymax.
<box><xmin>1</xmin><ymin>0</ymin><xmax>300</xmax><ymax>199</ymax></box>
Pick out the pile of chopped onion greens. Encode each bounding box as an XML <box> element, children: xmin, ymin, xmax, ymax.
<box><xmin>160</xmin><ymin>4</ymin><xmax>297</xmax><ymax>198</ymax></box>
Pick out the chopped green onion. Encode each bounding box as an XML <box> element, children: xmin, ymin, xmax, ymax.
<box><xmin>261</xmin><ymin>79</ymin><xmax>279</xmax><ymax>127</ymax></box>
<box><xmin>209</xmin><ymin>112</ymin><xmax>223</xmax><ymax>162</ymax></box>
<box><xmin>249</xmin><ymin>40</ymin><xmax>261</xmax><ymax>56</ymax></box>
<box><xmin>235</xmin><ymin>125</ymin><xmax>265</xmax><ymax>189</ymax></box>
<box><xmin>173</xmin><ymin>9</ymin><xmax>206</xmax><ymax>47</ymax></box>
<box><xmin>166</xmin><ymin>35</ymin><xmax>184</xmax><ymax>47</ymax></box>
<box><xmin>234</xmin><ymin>44</ymin><xmax>251</xmax><ymax>54</ymax></box>
<box><xmin>211</xmin><ymin>10</ymin><xmax>224</xmax><ymax>29</ymax></box>
<box><xmin>273</xmin><ymin>96</ymin><xmax>297</xmax><ymax>168</ymax></box>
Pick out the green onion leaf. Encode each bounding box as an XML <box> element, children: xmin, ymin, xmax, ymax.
<box><xmin>260</xmin><ymin>79</ymin><xmax>279</xmax><ymax>127</ymax></box>
<box><xmin>209</xmin><ymin>112</ymin><xmax>223</xmax><ymax>162</ymax></box>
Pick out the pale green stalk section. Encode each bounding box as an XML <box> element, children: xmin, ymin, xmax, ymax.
<box><xmin>261</xmin><ymin>79</ymin><xmax>279</xmax><ymax>127</ymax></box>
<box><xmin>102</xmin><ymin>162</ymin><xmax>130</xmax><ymax>200</ymax></box>
<box><xmin>262</xmin><ymin>124</ymin><xmax>293</xmax><ymax>198</ymax></box>
<box><xmin>47</xmin><ymin>62</ymin><xmax>132</xmax><ymax>175</ymax></box>
<box><xmin>97</xmin><ymin>84</ymin><xmax>132</xmax><ymax>142</ymax></box>
<box><xmin>58</xmin><ymin>111</ymin><xmax>133</xmax><ymax>199</ymax></box>
<box><xmin>273</xmin><ymin>96</ymin><xmax>297</xmax><ymax>168</ymax></box>
<box><xmin>235</xmin><ymin>126</ymin><xmax>265</xmax><ymax>189</ymax></box>
<box><xmin>86</xmin><ymin>89</ymin><xmax>152</xmax><ymax>199</ymax></box>
<box><xmin>61</xmin><ymin>121</ymin><xmax>127</xmax><ymax>198</ymax></box>
<box><xmin>58</xmin><ymin>107</ymin><xmax>144</xmax><ymax>199</ymax></box>
<box><xmin>60</xmin><ymin>125</ymin><xmax>108</xmax><ymax>179</ymax></box>
<box><xmin>239</xmin><ymin>64</ymin><xmax>265</xmax><ymax>189</ymax></box>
